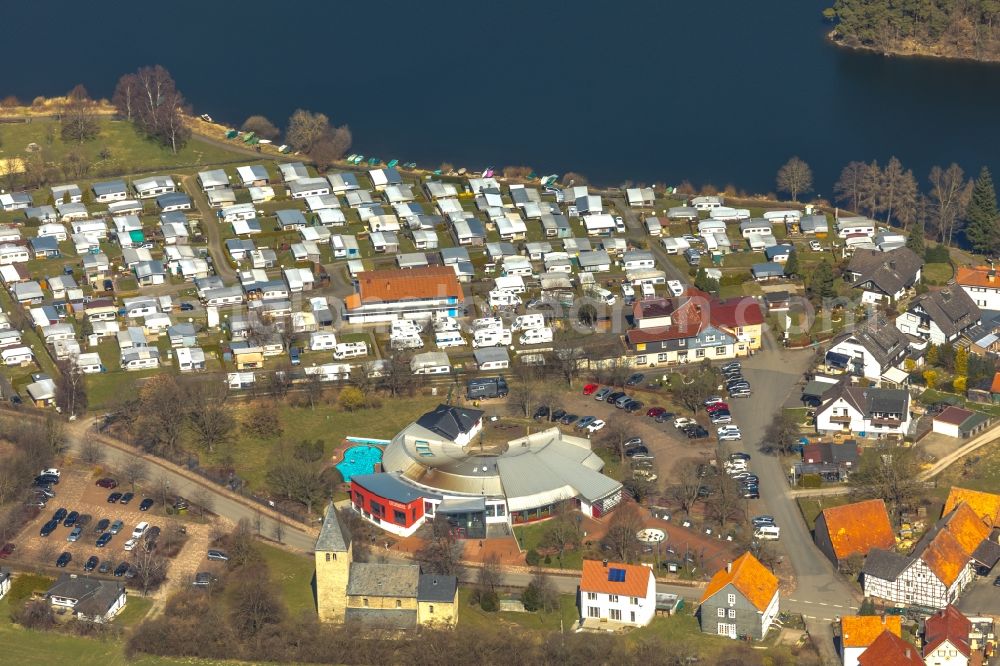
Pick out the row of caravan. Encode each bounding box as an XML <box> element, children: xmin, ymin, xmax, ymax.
<box><xmin>309</xmin><ymin>332</ymin><xmax>370</xmax><ymax>360</ymax></box>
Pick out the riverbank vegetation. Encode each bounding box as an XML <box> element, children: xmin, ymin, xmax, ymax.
<box><xmin>827</xmin><ymin>0</ymin><xmax>1000</xmax><ymax>62</ymax></box>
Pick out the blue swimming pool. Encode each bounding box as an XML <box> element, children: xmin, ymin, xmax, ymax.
<box><xmin>336</xmin><ymin>445</ymin><xmax>384</xmax><ymax>482</ymax></box>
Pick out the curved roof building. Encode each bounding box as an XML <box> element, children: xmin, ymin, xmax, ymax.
<box><xmin>350</xmin><ymin>404</ymin><xmax>622</xmax><ymax>538</ymax></box>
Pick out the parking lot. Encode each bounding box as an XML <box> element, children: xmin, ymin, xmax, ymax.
<box><xmin>10</xmin><ymin>463</ymin><xmax>204</xmax><ymax>584</ymax></box>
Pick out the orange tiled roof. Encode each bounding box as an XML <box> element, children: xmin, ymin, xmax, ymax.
<box><xmin>955</xmin><ymin>265</ymin><xmax>1000</xmax><ymax>290</ymax></box>
<box><xmin>580</xmin><ymin>560</ymin><xmax>652</xmax><ymax>598</ymax></box>
<box><xmin>819</xmin><ymin>499</ymin><xmax>896</xmax><ymax>561</ymax></box>
<box><xmin>943</xmin><ymin>487</ymin><xmax>1000</xmax><ymax>527</ymax></box>
<box><xmin>923</xmin><ymin>605</ymin><xmax>972</xmax><ymax>658</ymax></box>
<box><xmin>942</xmin><ymin>502</ymin><xmax>992</xmax><ymax>556</ymax></box>
<box><xmin>700</xmin><ymin>552</ymin><xmax>778</xmax><ymax>613</ymax></box>
<box><xmin>858</xmin><ymin>630</ymin><xmax>923</xmax><ymax>666</ymax></box>
<box><xmin>841</xmin><ymin>615</ymin><xmax>902</xmax><ymax>648</ymax></box>
<box><xmin>920</xmin><ymin>528</ymin><xmax>971</xmax><ymax>587</ymax></box>
<box><xmin>991</xmin><ymin>371</ymin><xmax>1000</xmax><ymax>395</ymax></box>
<box><xmin>350</xmin><ymin>266</ymin><xmax>462</xmax><ymax>307</ymax></box>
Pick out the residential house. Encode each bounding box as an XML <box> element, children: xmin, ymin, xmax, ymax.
<box><xmin>814</xmin><ymin>499</ymin><xmax>896</xmax><ymax>568</ymax></box>
<box><xmin>709</xmin><ymin>297</ymin><xmax>765</xmax><ymax>351</ymax></box>
<box><xmin>107</xmin><ymin>200</ymin><xmax>142</xmax><ymax>216</ymax></box>
<box><xmin>698</xmin><ymin>552</ymin><xmax>780</xmax><ymax>641</ymax></box>
<box><xmin>845</xmin><ymin>247</ymin><xmax>924</xmax><ymax>304</ymax></box>
<box><xmin>857</xmin><ymin>631</ymin><xmax>923</xmax><ymax>666</ymax></box>
<box><xmin>411</xmin><ymin>351</ymin><xmax>451</xmax><ymax>375</ymax></box>
<box><xmin>197</xmin><ymin>169</ymin><xmax>229</xmax><ymax>191</ymax></box>
<box><xmin>942</xmin><ymin>487</ymin><xmax>1000</xmax><ymax>528</ymax></box>
<box><xmin>424</xmin><ymin>181</ymin><xmax>458</xmax><ymax>200</ymax></box>
<box><xmin>801</xmin><ymin>214</ymin><xmax>830</xmax><ymax>235</ymax></box>
<box><xmin>26</xmin><ymin>377</ymin><xmax>57</xmax><ymax>405</ymax></box>
<box><xmin>279</xmin><ymin>162</ymin><xmax>310</xmax><ymax>182</ymax></box>
<box><xmin>837</xmin><ymin>217</ymin><xmax>878</xmax><ymax>238</ymax></box>
<box><xmin>826</xmin><ymin>314</ymin><xmax>911</xmax><ymax>380</ymax></box>
<box><xmin>579</xmin><ymin>559</ymin><xmax>656</xmax><ymax>627</ymax></box>
<box><xmin>922</xmin><ymin>605</ymin><xmax>972</xmax><ymax>666</ymax></box>
<box><xmin>134</xmin><ymin>260</ymin><xmax>166</xmax><ymax>286</ymax></box>
<box><xmin>345</xmin><ymin>267</ymin><xmax>464</xmax><ymax>324</ymax></box>
<box><xmin>626</xmin><ymin>187</ymin><xmax>655</xmax><ymax>207</ymax></box>
<box><xmin>206</xmin><ymin>188</ymin><xmax>236</xmax><ymax>208</ymax></box>
<box><xmin>0</xmin><ymin>244</ymin><xmax>29</xmax><ymax>266</ymax></box>
<box><xmin>368</xmin><ymin>167</ymin><xmax>402</xmax><ymax>191</ymax></box>
<box><xmin>667</xmin><ymin>206</ymin><xmax>699</xmax><ymax>220</ymax></box>
<box><xmin>248</xmin><ymin>186</ymin><xmax>274</xmax><ymax>203</ymax></box>
<box><xmin>862</xmin><ymin>503</ymin><xmax>989</xmax><ymax>610</ymax></box>
<box><xmin>24</xmin><ymin>206</ymin><xmax>56</xmax><ymax>223</ymax></box>
<box><xmin>955</xmin><ymin>265</ymin><xmax>1000</xmax><ymax>311</ymax></box>
<box><xmin>51</xmin><ymin>183</ymin><xmax>83</xmax><ymax>204</ymax></box>
<box><xmin>133</xmin><ymin>175</ymin><xmax>176</xmax><ymax>199</ymax></box>
<box><xmin>765</xmin><ymin>244</ymin><xmax>793</xmax><ymax>263</ymax></box>
<box><xmin>691</xmin><ymin>195</ymin><xmax>724</xmax><ymax>210</ymax></box>
<box><xmin>221</xmin><ymin>203</ymin><xmax>256</xmax><ymax>224</ymax></box>
<box><xmin>275</xmin><ymin>209</ymin><xmax>308</xmax><ymax>231</ymax></box>
<box><xmin>896</xmin><ymin>288</ymin><xmax>980</xmax><ymax>345</ymax></box>
<box><xmin>841</xmin><ymin>615</ymin><xmax>903</xmax><ymax>666</ymax></box>
<box><xmin>497</xmin><ymin>214</ymin><xmax>527</xmax><ymax>241</ymax></box>
<box><xmin>796</xmin><ymin>440</ymin><xmax>859</xmax><ymax>480</ymax></box>
<box><xmin>578</xmin><ymin>250</ymin><xmax>612</xmax><ymax>273</ymax></box>
<box><xmin>645</xmin><ymin>217</ymin><xmax>664</xmax><ymax>236</ymax></box>
<box><xmin>236</xmin><ymin>165</ymin><xmax>269</xmax><ymax>187</ymax></box>
<box><xmin>473</xmin><ymin>347</ymin><xmax>510</xmax><ymax>371</ymax></box>
<box><xmin>623</xmin><ymin>250</ymin><xmax>656</xmax><ymax>272</ymax></box>
<box><xmin>30</xmin><ymin>236</ymin><xmax>61</xmax><ymax>259</ymax></box>
<box><xmin>451</xmin><ymin>218</ymin><xmax>485</xmax><ymax>246</ymax></box>
<box><xmin>369</xmin><ymin>231</ymin><xmax>399</xmax><ymax>254</ymax></box>
<box><xmin>176</xmin><ymin>346</ymin><xmax>206</xmax><ymax>372</ymax></box>
<box><xmin>46</xmin><ymin>575</ymin><xmax>126</xmax><ymax>623</ymax></box>
<box><xmin>330</xmin><ymin>235</ymin><xmax>360</xmax><ymax>259</ymax></box>
<box><xmin>740</xmin><ymin>218</ymin><xmax>772</xmax><ymax>238</ymax></box>
<box><xmin>0</xmin><ymin>192</ymin><xmax>31</xmax><ymax>211</ymax></box>
<box><xmin>815</xmin><ymin>383</ymin><xmax>911</xmax><ymax>437</ymax></box>
<box><xmin>155</xmin><ymin>192</ymin><xmax>191</xmax><ymax>212</ymax></box>
<box><xmin>92</xmin><ymin>180</ymin><xmax>128</xmax><ymax>203</ymax></box>
<box><xmin>289</xmin><ymin>177</ymin><xmax>331</xmax><ymax>199</ymax></box>
<box><xmin>751</xmin><ymin>262</ymin><xmax>784</xmax><ymax>281</ymax></box>
<box><xmin>583</xmin><ymin>214</ymin><xmax>616</xmax><ymax>236</ymax></box>
<box><xmin>540</xmin><ymin>212</ymin><xmax>571</xmax><ymax>238</ymax></box>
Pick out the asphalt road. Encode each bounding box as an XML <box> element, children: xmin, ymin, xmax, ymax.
<box><xmin>181</xmin><ymin>173</ymin><xmax>236</xmax><ymax>282</ymax></box>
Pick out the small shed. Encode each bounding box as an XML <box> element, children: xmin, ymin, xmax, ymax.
<box><xmin>932</xmin><ymin>406</ymin><xmax>991</xmax><ymax>439</ymax></box>
<box><xmin>473</xmin><ymin>347</ymin><xmax>510</xmax><ymax>371</ymax></box>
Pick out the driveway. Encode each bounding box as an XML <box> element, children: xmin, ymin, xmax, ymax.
<box><xmin>180</xmin><ymin>174</ymin><xmax>236</xmax><ymax>282</ymax></box>
<box><xmin>958</xmin><ymin>574</ymin><xmax>1000</xmax><ymax>616</ymax></box>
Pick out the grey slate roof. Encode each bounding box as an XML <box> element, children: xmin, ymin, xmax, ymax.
<box><xmin>972</xmin><ymin>533</ymin><xmax>1000</xmax><ymax>568</ymax></box>
<box><xmin>344</xmin><ymin>607</ymin><xmax>418</xmax><ymax>629</ymax></box>
<box><xmin>830</xmin><ymin>313</ymin><xmax>910</xmax><ymax>368</ymax></box>
<box><xmin>861</xmin><ymin>548</ymin><xmax>913</xmax><ymax>581</ymax></box>
<box><xmin>848</xmin><ymin>247</ymin><xmax>923</xmax><ymax>295</ymax></box>
<box><xmin>415</xmin><ymin>404</ymin><xmax>483</xmax><ymax>441</ymax></box>
<box><xmin>351</xmin><ymin>472</ymin><xmax>440</xmax><ymax>504</ymax></box>
<box><xmin>46</xmin><ymin>574</ymin><xmax>124</xmax><ymax>617</ymax></box>
<box><xmin>314</xmin><ymin>503</ymin><xmax>349</xmax><ymax>552</ymax></box>
<box><xmin>908</xmin><ymin>287</ymin><xmax>981</xmax><ymax>338</ymax></box>
<box><xmin>346</xmin><ymin>562</ymin><xmax>420</xmax><ymax>597</ymax></box>
<box><xmin>417</xmin><ymin>574</ymin><xmax>458</xmax><ymax>602</ymax></box>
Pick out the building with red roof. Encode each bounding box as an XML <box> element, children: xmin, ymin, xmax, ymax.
<box><xmin>579</xmin><ymin>559</ymin><xmax>656</xmax><ymax>627</ymax></box>
<box><xmin>923</xmin><ymin>605</ymin><xmax>972</xmax><ymax>666</ymax></box>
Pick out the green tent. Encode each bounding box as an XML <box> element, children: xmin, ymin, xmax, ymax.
<box><xmin>129</xmin><ymin>230</ymin><xmax>145</xmax><ymax>244</ymax></box>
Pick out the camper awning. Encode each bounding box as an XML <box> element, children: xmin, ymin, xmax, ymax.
<box><xmin>436</xmin><ymin>497</ymin><xmax>486</xmax><ymax>514</ymax></box>
<box><xmin>880</xmin><ymin>367</ymin><xmax>909</xmax><ymax>386</ymax></box>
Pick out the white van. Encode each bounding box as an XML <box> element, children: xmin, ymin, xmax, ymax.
<box><xmin>132</xmin><ymin>522</ymin><xmax>150</xmax><ymax>539</ymax></box>
<box><xmin>310</xmin><ymin>332</ymin><xmax>338</xmax><ymax>351</ymax></box>
<box><xmin>754</xmin><ymin>525</ymin><xmax>780</xmax><ymax>541</ymax></box>
<box><xmin>588</xmin><ymin>287</ymin><xmax>616</xmax><ymax>306</ymax></box>
<box><xmin>621</xmin><ymin>283</ymin><xmax>635</xmax><ymax>300</ymax></box>
<box><xmin>333</xmin><ymin>341</ymin><xmax>368</xmax><ymax>359</ymax></box>
<box><xmin>473</xmin><ymin>317</ymin><xmax>504</xmax><ymax>331</ymax></box>
<box><xmin>511</xmin><ymin>314</ymin><xmax>545</xmax><ymax>331</ymax></box>
<box><xmin>435</xmin><ymin>331</ymin><xmax>467</xmax><ymax>349</ymax></box>
<box><xmin>489</xmin><ymin>290</ymin><xmax>521</xmax><ymax>308</ymax></box>
<box><xmin>519</xmin><ymin>327</ymin><xmax>553</xmax><ymax>345</ymax></box>
<box><xmin>473</xmin><ymin>328</ymin><xmax>512</xmax><ymax>348</ymax></box>
<box><xmin>391</xmin><ymin>320</ymin><xmax>422</xmax><ymax>334</ymax></box>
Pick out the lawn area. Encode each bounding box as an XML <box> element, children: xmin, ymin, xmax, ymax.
<box><xmin>629</xmin><ymin>605</ymin><xmax>727</xmax><ymax>651</ymax></box>
<box><xmin>85</xmin><ymin>366</ymin><xmax>165</xmax><ymax>411</ymax></box>
<box><xmin>935</xmin><ymin>437</ymin><xmax>1000</xmax><ymax>493</ymax></box>
<box><xmin>458</xmin><ymin>587</ymin><xmax>579</xmax><ymax>632</ymax></box>
<box><xmin>920</xmin><ymin>388</ymin><xmax>1000</xmax><ymax>418</ymax></box>
<box><xmin>0</xmin><ymin>117</ymin><xmax>246</xmax><ymax>179</ymax></box>
<box><xmin>114</xmin><ymin>596</ymin><xmax>154</xmax><ymax>627</ymax></box>
<box><xmin>214</xmin><ymin>395</ymin><xmax>444</xmax><ymax>490</ymax></box>
<box><xmin>513</xmin><ymin>521</ymin><xmax>585</xmax><ymax>570</ymax></box>
<box><xmin>923</xmin><ymin>262</ymin><xmax>954</xmax><ymax>284</ymax></box>
<box><xmin>257</xmin><ymin>542</ymin><xmax>316</xmax><ymax>616</ymax></box>
<box><xmin>796</xmin><ymin>496</ymin><xmax>852</xmax><ymax>531</ymax></box>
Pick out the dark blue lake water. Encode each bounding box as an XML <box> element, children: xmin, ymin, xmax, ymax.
<box><xmin>6</xmin><ymin>0</ymin><xmax>1000</xmax><ymax>194</ymax></box>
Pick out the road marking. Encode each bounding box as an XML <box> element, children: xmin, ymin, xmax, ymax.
<box><xmin>831</xmin><ymin>604</ymin><xmax>843</xmax><ymax>608</ymax></box>
<box><xmin>788</xmin><ymin>598</ymin><xmax>800</xmax><ymax>602</ymax></box>
<box><xmin>803</xmin><ymin>615</ymin><xmax>815</xmax><ymax>619</ymax></box>
<box><xmin>817</xmin><ymin>602</ymin><xmax>828</xmax><ymax>606</ymax></box>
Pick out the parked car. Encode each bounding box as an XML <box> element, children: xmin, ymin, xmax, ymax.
<box><xmin>52</xmin><ymin>508</ymin><xmax>67</xmax><ymax>523</ymax></box>
<box><xmin>624</xmin><ymin>437</ymin><xmax>644</xmax><ymax>449</ymax></box>
<box><xmin>686</xmin><ymin>427</ymin><xmax>710</xmax><ymax>439</ymax></box>
<box><xmin>94</xmin><ymin>518</ymin><xmax>110</xmax><ymax>534</ymax></box>
<box><xmin>207</xmin><ymin>549</ymin><xmax>229</xmax><ymax>562</ymax></box>
<box><xmin>532</xmin><ymin>406</ymin><xmax>550</xmax><ymax>420</ymax></box>
<box><xmin>719</xmin><ymin>431</ymin><xmax>742</xmax><ymax>441</ymax></box>
<box><xmin>114</xmin><ymin>563</ymin><xmax>130</xmax><ymax>577</ymax></box>
<box><xmin>624</xmin><ymin>400</ymin><xmax>644</xmax><ymax>413</ymax></box>
<box><xmin>673</xmin><ymin>417</ymin><xmax>695</xmax><ymax>429</ymax></box>
<box><xmin>721</xmin><ymin>361</ymin><xmax>741</xmax><ymax>373</ymax></box>
<box><xmin>667</xmin><ymin>280</ymin><xmax>684</xmax><ymax>297</ymax></box>
<box><xmin>63</xmin><ymin>511</ymin><xmax>79</xmax><ymax>527</ymax></box>
<box><xmin>40</xmin><ymin>519</ymin><xmax>59</xmax><ymax>537</ymax></box>
<box><xmin>0</xmin><ymin>543</ymin><xmax>14</xmax><ymax>558</ymax></box>
<box><xmin>56</xmin><ymin>552</ymin><xmax>72</xmax><ymax>567</ymax></box>
<box><xmin>123</xmin><ymin>538</ymin><xmax>139</xmax><ymax>552</ymax></box>
<box><xmin>586</xmin><ymin>419</ymin><xmax>606</xmax><ymax>433</ymax></box>
<box><xmin>625</xmin><ymin>446</ymin><xmax>650</xmax><ymax>458</ymax></box>
<box><xmin>67</xmin><ymin>526</ymin><xmax>83</xmax><ymax>542</ymax></box>
<box><xmin>606</xmin><ymin>391</ymin><xmax>626</xmax><ymax>404</ymax></box>
<box><xmin>704</xmin><ymin>396</ymin><xmax>725</xmax><ymax>406</ymax></box>
<box><xmin>809</xmin><ymin>240</ymin><xmax>823</xmax><ymax>251</ymax></box>
<box><xmin>751</xmin><ymin>515</ymin><xmax>775</xmax><ymax>528</ymax></box>
<box><xmin>550</xmin><ymin>409</ymin><xmax>566</xmax><ymax>422</ymax></box>
<box><xmin>107</xmin><ymin>492</ymin><xmax>123</xmax><ymax>503</ymax></box>
<box><xmin>706</xmin><ymin>402</ymin><xmax>729</xmax><ymax>413</ymax></box>
<box><xmin>35</xmin><ymin>474</ymin><xmax>59</xmax><ymax>486</ymax></box>
<box><xmin>582</xmin><ymin>383</ymin><xmax>599</xmax><ymax>395</ymax></box>
<box><xmin>654</xmin><ymin>412</ymin><xmax>675</xmax><ymax>423</ymax></box>
<box><xmin>119</xmin><ymin>492</ymin><xmax>134</xmax><ymax>505</ymax></box>
<box><xmin>729</xmin><ymin>389</ymin><xmax>753</xmax><ymax>398</ymax></box>
<box><xmin>76</xmin><ymin>514</ymin><xmax>92</xmax><ymax>528</ymax></box>
<box><xmin>35</xmin><ymin>487</ymin><xmax>55</xmax><ymax>499</ymax></box>
<box><xmin>646</xmin><ymin>407</ymin><xmax>666</xmax><ymax>418</ymax></box>
<box><xmin>193</xmin><ymin>571</ymin><xmax>218</xmax><ymax>587</ymax></box>
<box><xmin>625</xmin><ymin>373</ymin><xmax>645</xmax><ymax>386</ymax></box>
<box><xmin>109</xmin><ymin>520</ymin><xmax>124</xmax><ymax>534</ymax></box>
<box><xmin>98</xmin><ymin>560</ymin><xmax>113</xmax><ymax>574</ymax></box>
<box><xmin>96</xmin><ymin>478</ymin><xmax>118</xmax><ymax>489</ymax></box>
<box><xmin>96</xmin><ymin>532</ymin><xmax>113</xmax><ymax>548</ymax></box>
<box><xmin>729</xmin><ymin>452</ymin><xmax>751</xmax><ymax>461</ymax></box>
<box><xmin>179</xmin><ymin>302</ymin><xmax>195</xmax><ymax>311</ymax></box>
<box><xmin>84</xmin><ymin>556</ymin><xmax>99</xmax><ymax>572</ymax></box>
<box><xmin>575</xmin><ymin>416</ymin><xmax>597</xmax><ymax>430</ymax></box>
<box><xmin>559</xmin><ymin>413</ymin><xmax>578</xmax><ymax>425</ymax></box>
<box><xmin>139</xmin><ymin>498</ymin><xmax>155</xmax><ymax>512</ymax></box>
<box><xmin>594</xmin><ymin>387</ymin><xmax>613</xmax><ymax>401</ymax></box>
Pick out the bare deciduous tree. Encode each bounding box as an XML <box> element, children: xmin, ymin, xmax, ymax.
<box><xmin>669</xmin><ymin>460</ymin><xmax>707</xmax><ymax>515</ymax></box>
<box><xmin>122</xmin><ymin>458</ymin><xmax>148</xmax><ymax>493</ymax></box>
<box><xmin>928</xmin><ymin>163</ymin><xmax>973</xmax><ymax>245</ymax></box>
<box><xmin>285</xmin><ymin>109</ymin><xmax>331</xmax><ymax>154</ymax></box>
<box><xmin>775</xmin><ymin>156</ymin><xmax>813</xmax><ymax>202</ymax></box>
<box><xmin>130</xmin><ymin>548</ymin><xmax>169</xmax><ymax>594</ymax></box>
<box><xmin>416</xmin><ymin>515</ymin><xmax>462</xmax><ymax>575</ymax></box>
<box><xmin>54</xmin><ymin>357</ymin><xmax>87</xmax><ymax>417</ymax></box>
<box><xmin>60</xmin><ymin>85</ymin><xmax>99</xmax><ymax>143</ymax></box>
<box><xmin>600</xmin><ymin>502</ymin><xmax>644</xmax><ymax>562</ymax></box>
<box><xmin>230</xmin><ymin>564</ymin><xmax>284</xmax><ymax>637</ymax></box>
<box><xmin>187</xmin><ymin>384</ymin><xmax>235</xmax><ymax>454</ymax></box>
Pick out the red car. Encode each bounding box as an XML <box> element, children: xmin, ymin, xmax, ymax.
<box><xmin>582</xmin><ymin>383</ymin><xmax>599</xmax><ymax>395</ymax></box>
<box><xmin>706</xmin><ymin>403</ymin><xmax>729</xmax><ymax>413</ymax></box>
<box><xmin>0</xmin><ymin>543</ymin><xmax>14</xmax><ymax>558</ymax></box>
<box><xmin>646</xmin><ymin>407</ymin><xmax>667</xmax><ymax>418</ymax></box>
<box><xmin>96</xmin><ymin>478</ymin><xmax>118</xmax><ymax>489</ymax></box>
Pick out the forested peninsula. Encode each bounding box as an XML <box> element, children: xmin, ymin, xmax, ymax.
<box><xmin>827</xmin><ymin>0</ymin><xmax>1000</xmax><ymax>62</ymax></box>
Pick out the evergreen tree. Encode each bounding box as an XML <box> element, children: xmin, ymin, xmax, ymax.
<box><xmin>807</xmin><ymin>259</ymin><xmax>837</xmax><ymax>300</ymax></box>
<box><xmin>906</xmin><ymin>216</ymin><xmax>926</xmax><ymax>257</ymax></box>
<box><xmin>965</xmin><ymin>166</ymin><xmax>1000</xmax><ymax>256</ymax></box>
<box><xmin>694</xmin><ymin>267</ymin><xmax>719</xmax><ymax>293</ymax></box>
<box><xmin>784</xmin><ymin>249</ymin><xmax>799</xmax><ymax>277</ymax></box>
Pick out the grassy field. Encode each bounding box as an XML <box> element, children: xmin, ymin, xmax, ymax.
<box><xmin>796</xmin><ymin>496</ymin><xmax>852</xmax><ymax>530</ymax></box>
<box><xmin>0</xmin><ymin>117</ymin><xmax>246</xmax><ymax>180</ymax></box>
<box><xmin>935</xmin><ymin>436</ymin><xmax>1000</xmax><ymax>493</ymax></box>
<box><xmin>513</xmin><ymin>521</ymin><xmax>585</xmax><ymax>570</ymax></box>
<box><xmin>458</xmin><ymin>587</ymin><xmax>579</xmax><ymax>632</ymax></box>
<box><xmin>923</xmin><ymin>262</ymin><xmax>954</xmax><ymax>284</ymax></box>
<box><xmin>258</xmin><ymin>542</ymin><xmax>316</xmax><ymax>616</ymax></box>
<box><xmin>213</xmin><ymin>395</ymin><xmax>444</xmax><ymax>489</ymax></box>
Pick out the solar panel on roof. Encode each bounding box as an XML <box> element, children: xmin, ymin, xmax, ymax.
<box><xmin>608</xmin><ymin>567</ymin><xmax>626</xmax><ymax>582</ymax></box>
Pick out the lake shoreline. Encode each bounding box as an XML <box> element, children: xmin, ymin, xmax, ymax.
<box><xmin>826</xmin><ymin>29</ymin><xmax>1000</xmax><ymax>66</ymax></box>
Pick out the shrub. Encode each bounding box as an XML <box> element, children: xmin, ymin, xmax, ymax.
<box><xmin>338</xmin><ymin>387</ymin><xmax>366</xmax><ymax>412</ymax></box>
<box><xmin>479</xmin><ymin>590</ymin><xmax>499</xmax><ymax>612</ymax></box>
<box><xmin>521</xmin><ymin>584</ymin><xmax>541</xmax><ymax>612</ymax></box>
<box><xmin>525</xmin><ymin>549</ymin><xmax>541</xmax><ymax>566</ymax></box>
